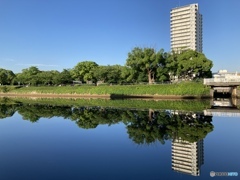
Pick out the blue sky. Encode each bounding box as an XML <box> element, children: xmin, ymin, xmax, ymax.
<box><xmin>0</xmin><ymin>0</ymin><xmax>240</xmax><ymax>73</ymax></box>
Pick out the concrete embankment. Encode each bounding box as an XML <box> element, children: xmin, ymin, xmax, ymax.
<box><xmin>0</xmin><ymin>93</ymin><xmax>211</xmax><ymax>100</ymax></box>
<box><xmin>0</xmin><ymin>93</ymin><xmax>111</xmax><ymax>99</ymax></box>
<box><xmin>237</xmin><ymin>90</ymin><xmax>240</xmax><ymax>98</ymax></box>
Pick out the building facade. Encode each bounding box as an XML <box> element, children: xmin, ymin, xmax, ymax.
<box><xmin>170</xmin><ymin>3</ymin><xmax>202</xmax><ymax>53</ymax></box>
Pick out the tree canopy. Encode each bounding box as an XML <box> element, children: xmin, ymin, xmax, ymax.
<box><xmin>126</xmin><ymin>47</ymin><xmax>167</xmax><ymax>84</ymax></box>
<box><xmin>94</xmin><ymin>65</ymin><xmax>124</xmax><ymax>83</ymax></box>
<box><xmin>71</xmin><ymin>61</ymin><xmax>98</xmax><ymax>82</ymax></box>
<box><xmin>0</xmin><ymin>68</ymin><xmax>15</xmax><ymax>85</ymax></box>
<box><xmin>166</xmin><ymin>50</ymin><xmax>213</xmax><ymax>80</ymax></box>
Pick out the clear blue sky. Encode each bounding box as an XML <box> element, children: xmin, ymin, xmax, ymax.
<box><xmin>1</xmin><ymin>0</ymin><xmax>240</xmax><ymax>73</ymax></box>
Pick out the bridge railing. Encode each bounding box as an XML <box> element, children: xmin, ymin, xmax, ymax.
<box><xmin>204</xmin><ymin>78</ymin><xmax>240</xmax><ymax>84</ymax></box>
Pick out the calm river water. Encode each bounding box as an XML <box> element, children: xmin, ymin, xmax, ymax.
<box><xmin>0</xmin><ymin>99</ymin><xmax>239</xmax><ymax>180</ymax></box>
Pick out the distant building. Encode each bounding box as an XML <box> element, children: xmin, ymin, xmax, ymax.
<box><xmin>172</xmin><ymin>139</ymin><xmax>204</xmax><ymax>176</ymax></box>
<box><xmin>170</xmin><ymin>3</ymin><xmax>203</xmax><ymax>53</ymax></box>
<box><xmin>213</xmin><ymin>70</ymin><xmax>240</xmax><ymax>78</ymax></box>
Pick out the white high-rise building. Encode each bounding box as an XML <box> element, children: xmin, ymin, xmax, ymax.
<box><xmin>170</xmin><ymin>3</ymin><xmax>203</xmax><ymax>53</ymax></box>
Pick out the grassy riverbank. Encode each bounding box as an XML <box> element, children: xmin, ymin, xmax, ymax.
<box><xmin>0</xmin><ymin>82</ymin><xmax>210</xmax><ymax>96</ymax></box>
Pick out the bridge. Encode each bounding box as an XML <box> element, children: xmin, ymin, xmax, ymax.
<box><xmin>203</xmin><ymin>71</ymin><xmax>240</xmax><ymax>98</ymax></box>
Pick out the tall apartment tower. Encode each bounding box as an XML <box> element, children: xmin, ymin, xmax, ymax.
<box><xmin>170</xmin><ymin>3</ymin><xmax>203</xmax><ymax>53</ymax></box>
<box><xmin>172</xmin><ymin>139</ymin><xmax>204</xmax><ymax>176</ymax></box>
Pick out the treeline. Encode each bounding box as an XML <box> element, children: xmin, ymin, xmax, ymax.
<box><xmin>0</xmin><ymin>48</ymin><xmax>213</xmax><ymax>86</ymax></box>
<box><xmin>0</xmin><ymin>103</ymin><xmax>213</xmax><ymax>144</ymax></box>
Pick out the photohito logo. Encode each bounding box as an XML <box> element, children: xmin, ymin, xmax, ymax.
<box><xmin>210</xmin><ymin>171</ymin><xmax>238</xmax><ymax>177</ymax></box>
<box><xmin>210</xmin><ymin>171</ymin><xmax>215</xmax><ymax>177</ymax></box>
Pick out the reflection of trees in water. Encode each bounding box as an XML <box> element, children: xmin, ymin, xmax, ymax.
<box><xmin>125</xmin><ymin>110</ymin><xmax>213</xmax><ymax>145</ymax></box>
<box><xmin>70</xmin><ymin>107</ymin><xmax>123</xmax><ymax>129</ymax></box>
<box><xmin>168</xmin><ymin>112</ymin><xmax>213</xmax><ymax>143</ymax></box>
<box><xmin>17</xmin><ymin>104</ymin><xmax>72</xmax><ymax>122</ymax></box>
<box><xmin>0</xmin><ymin>104</ymin><xmax>213</xmax><ymax>144</ymax></box>
<box><xmin>0</xmin><ymin>104</ymin><xmax>17</xmax><ymax>119</ymax></box>
<box><xmin>0</xmin><ymin>98</ymin><xmax>19</xmax><ymax>118</ymax></box>
<box><xmin>125</xmin><ymin>110</ymin><xmax>172</xmax><ymax>145</ymax></box>
<box><xmin>71</xmin><ymin>107</ymin><xmax>98</xmax><ymax>129</ymax></box>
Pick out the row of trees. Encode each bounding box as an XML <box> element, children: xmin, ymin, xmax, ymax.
<box><xmin>0</xmin><ymin>67</ymin><xmax>72</xmax><ymax>86</ymax></box>
<box><xmin>0</xmin><ymin>48</ymin><xmax>213</xmax><ymax>85</ymax></box>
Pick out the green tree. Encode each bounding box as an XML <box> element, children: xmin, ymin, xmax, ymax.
<box><xmin>126</xmin><ymin>47</ymin><xmax>166</xmax><ymax>84</ymax></box>
<box><xmin>0</xmin><ymin>69</ymin><xmax>8</xmax><ymax>85</ymax></box>
<box><xmin>38</xmin><ymin>71</ymin><xmax>55</xmax><ymax>85</ymax></box>
<box><xmin>120</xmin><ymin>66</ymin><xmax>137</xmax><ymax>83</ymax></box>
<box><xmin>37</xmin><ymin>70</ymin><xmax>65</xmax><ymax>85</ymax></box>
<box><xmin>58</xmin><ymin>69</ymin><xmax>72</xmax><ymax>84</ymax></box>
<box><xmin>155</xmin><ymin>52</ymin><xmax>169</xmax><ymax>82</ymax></box>
<box><xmin>5</xmin><ymin>70</ymin><xmax>16</xmax><ymax>85</ymax></box>
<box><xmin>71</xmin><ymin>61</ymin><xmax>98</xmax><ymax>82</ymax></box>
<box><xmin>94</xmin><ymin>65</ymin><xmax>124</xmax><ymax>83</ymax></box>
<box><xmin>93</xmin><ymin>66</ymin><xmax>109</xmax><ymax>82</ymax></box>
<box><xmin>0</xmin><ymin>68</ymin><xmax>16</xmax><ymax>85</ymax></box>
<box><xmin>16</xmin><ymin>66</ymin><xmax>41</xmax><ymax>85</ymax></box>
<box><xmin>166</xmin><ymin>50</ymin><xmax>213</xmax><ymax>80</ymax></box>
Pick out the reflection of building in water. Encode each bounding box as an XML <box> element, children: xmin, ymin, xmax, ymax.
<box><xmin>172</xmin><ymin>139</ymin><xmax>204</xmax><ymax>176</ymax></box>
<box><xmin>204</xmin><ymin>98</ymin><xmax>240</xmax><ymax>117</ymax></box>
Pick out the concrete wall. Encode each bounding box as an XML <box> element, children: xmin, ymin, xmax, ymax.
<box><xmin>237</xmin><ymin>89</ymin><xmax>240</xmax><ymax>98</ymax></box>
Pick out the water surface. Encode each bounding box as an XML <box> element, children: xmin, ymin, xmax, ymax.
<box><xmin>0</xmin><ymin>101</ymin><xmax>239</xmax><ymax>180</ymax></box>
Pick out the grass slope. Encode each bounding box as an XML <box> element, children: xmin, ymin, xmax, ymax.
<box><xmin>1</xmin><ymin>82</ymin><xmax>210</xmax><ymax>96</ymax></box>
